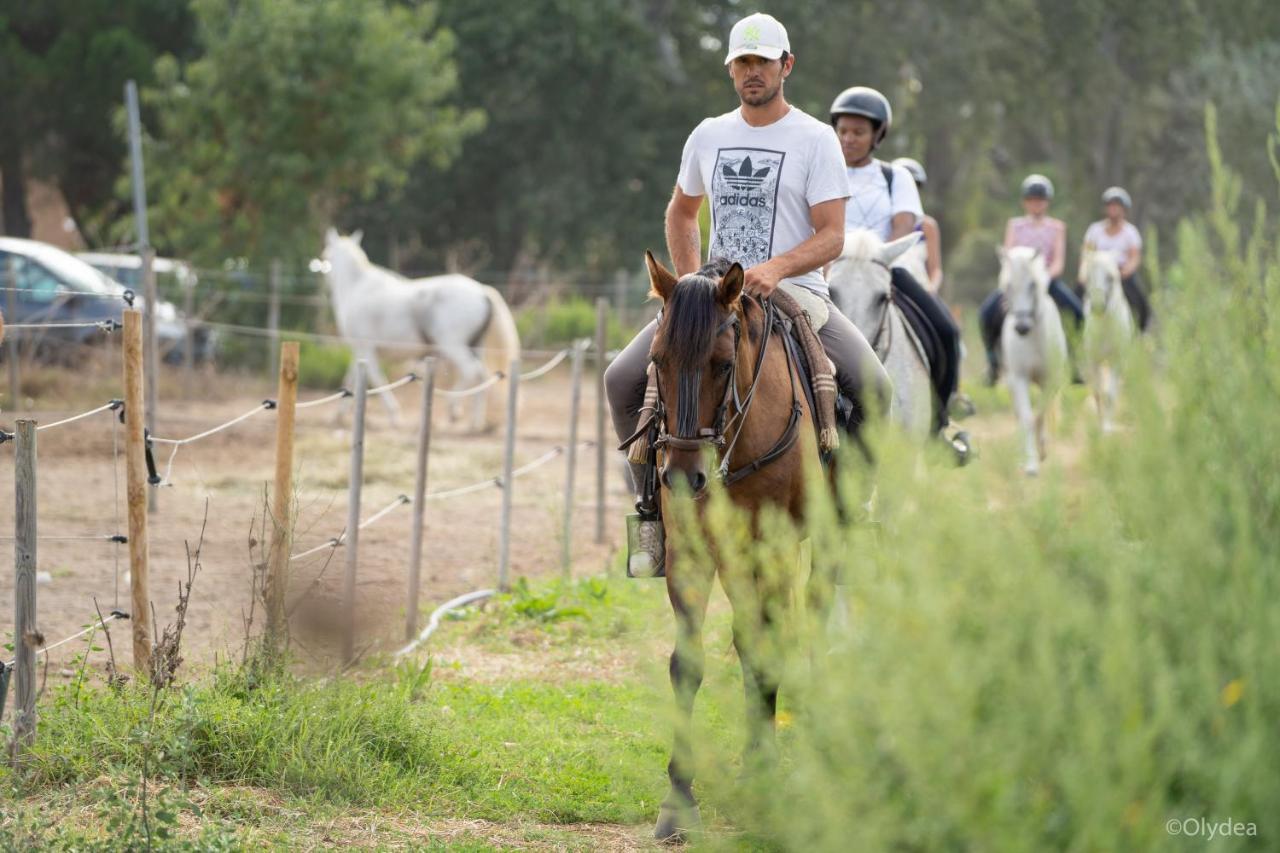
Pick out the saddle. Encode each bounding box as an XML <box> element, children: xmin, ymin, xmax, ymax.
<box><xmin>625</xmin><ymin>286</ymin><xmax>841</xmax><ymax>470</ymax></box>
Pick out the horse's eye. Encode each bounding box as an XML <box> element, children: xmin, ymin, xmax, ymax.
<box><xmin>650</xmin><ymin>355</ymin><xmax>664</xmax><ymax>370</ymax></box>
<box><xmin>716</xmin><ymin>362</ymin><xmax>732</xmax><ymax>376</ymax></box>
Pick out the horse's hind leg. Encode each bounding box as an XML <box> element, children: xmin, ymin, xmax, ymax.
<box><xmin>354</xmin><ymin>346</ymin><xmax>402</xmax><ymax>425</ymax></box>
<box><xmin>656</xmin><ymin>552</ymin><xmax>714</xmax><ymax>842</ymax></box>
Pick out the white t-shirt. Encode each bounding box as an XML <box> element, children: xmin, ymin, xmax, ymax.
<box><xmin>1083</xmin><ymin>220</ymin><xmax>1142</xmax><ymax>268</ymax></box>
<box><xmin>677</xmin><ymin>106</ymin><xmax>849</xmax><ymax>294</ymax></box>
<box><xmin>843</xmin><ymin>160</ymin><xmax>922</xmax><ymax>240</ymax></box>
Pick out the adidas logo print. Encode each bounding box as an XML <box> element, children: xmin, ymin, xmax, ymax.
<box><xmin>722</xmin><ymin>156</ymin><xmax>771</xmax><ymax>191</ymax></box>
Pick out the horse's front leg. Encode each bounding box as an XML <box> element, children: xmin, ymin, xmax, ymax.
<box><xmin>656</xmin><ymin>548</ymin><xmax>714</xmax><ymax>843</ymax></box>
<box><xmin>1008</xmin><ymin>374</ymin><xmax>1039</xmax><ymax>476</ymax></box>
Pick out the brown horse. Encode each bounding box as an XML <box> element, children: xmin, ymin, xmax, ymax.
<box><xmin>644</xmin><ymin>252</ymin><xmax>830</xmax><ymax>842</ymax></box>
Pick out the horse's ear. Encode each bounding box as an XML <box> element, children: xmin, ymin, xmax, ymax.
<box><xmin>645</xmin><ymin>251</ymin><xmax>677</xmax><ymax>303</ymax></box>
<box><xmin>718</xmin><ymin>262</ymin><xmax>745</xmax><ymax>307</ymax></box>
<box><xmin>325</xmin><ymin>226</ymin><xmax>338</xmax><ymax>244</ymax></box>
<box><xmin>879</xmin><ymin>232</ymin><xmax>921</xmax><ymax>265</ymax></box>
<box><xmin>350</xmin><ymin>229</ymin><xmax>364</xmax><ymax>246</ymax></box>
<box><xmin>996</xmin><ymin>245</ymin><xmax>1008</xmax><ymax>266</ymax></box>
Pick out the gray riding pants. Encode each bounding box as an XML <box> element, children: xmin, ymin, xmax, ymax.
<box><xmin>604</xmin><ymin>293</ymin><xmax>892</xmax><ymax>450</ymax></box>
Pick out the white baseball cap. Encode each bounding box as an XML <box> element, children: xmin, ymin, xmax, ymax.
<box><xmin>723</xmin><ymin>13</ymin><xmax>790</xmax><ymax>65</ymax></box>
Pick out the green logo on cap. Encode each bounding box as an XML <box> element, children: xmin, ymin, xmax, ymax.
<box><xmin>743</xmin><ymin>23</ymin><xmax>762</xmax><ymax>42</ymax></box>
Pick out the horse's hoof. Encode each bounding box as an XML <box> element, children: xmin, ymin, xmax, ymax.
<box><xmin>1024</xmin><ymin>465</ymin><xmax>1039</xmax><ymax>477</ymax></box>
<box><xmin>654</xmin><ymin>802</ymin><xmax>701</xmax><ymax>843</ymax></box>
<box><xmin>949</xmin><ymin>430</ymin><xmax>974</xmax><ymax>466</ymax></box>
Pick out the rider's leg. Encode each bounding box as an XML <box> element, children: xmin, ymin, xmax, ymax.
<box><xmin>1048</xmin><ymin>278</ymin><xmax>1084</xmax><ymax>328</ymax></box>
<box><xmin>818</xmin><ymin>297</ymin><xmax>892</xmax><ymax>426</ymax></box>
<box><xmin>1049</xmin><ymin>277</ymin><xmax>1086</xmax><ymax>383</ymax></box>
<box><xmin>604</xmin><ymin>320</ymin><xmax>657</xmax><ymax>488</ymax></box>
<box><xmin>891</xmin><ymin>266</ymin><xmax>960</xmax><ymax>425</ymax></box>
<box><xmin>1121</xmin><ymin>274</ymin><xmax>1152</xmax><ymax>332</ymax></box>
<box><xmin>978</xmin><ymin>289</ymin><xmax>1005</xmax><ymax>383</ymax></box>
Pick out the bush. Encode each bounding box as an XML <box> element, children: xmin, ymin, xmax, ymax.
<box><xmin>295</xmin><ymin>340</ymin><xmax>351</xmax><ymax>390</ymax></box>
<box><xmin>678</xmin><ymin>105</ymin><xmax>1280</xmax><ymax>850</ymax></box>
<box><xmin>515</xmin><ymin>295</ymin><xmax>633</xmax><ymax>351</ymax></box>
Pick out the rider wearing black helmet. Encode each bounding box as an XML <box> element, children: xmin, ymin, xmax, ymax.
<box><xmin>830</xmin><ymin>86</ymin><xmax>962</xmax><ymax>432</ymax></box>
<box><xmin>978</xmin><ymin>174</ymin><xmax>1085</xmax><ymax>384</ymax></box>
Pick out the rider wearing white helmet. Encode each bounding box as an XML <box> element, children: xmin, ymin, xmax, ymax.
<box><xmin>892</xmin><ymin>156</ymin><xmax>943</xmax><ymax>293</ymax></box>
<box><xmin>1079</xmin><ymin>186</ymin><xmax>1151</xmax><ymax>331</ymax></box>
<box><xmin>978</xmin><ymin>174</ymin><xmax>1085</xmax><ymax>384</ymax></box>
<box><xmin>605</xmin><ymin>13</ymin><xmax>891</xmax><ymax>493</ymax></box>
<box><xmin>831</xmin><ymin>86</ymin><xmax>961</xmax><ymax>431</ymax></box>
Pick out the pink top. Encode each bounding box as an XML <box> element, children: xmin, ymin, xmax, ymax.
<box><xmin>1007</xmin><ymin>216</ymin><xmax>1065</xmax><ymax>268</ymax></box>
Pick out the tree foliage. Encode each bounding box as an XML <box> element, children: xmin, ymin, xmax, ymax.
<box><xmin>140</xmin><ymin>0</ymin><xmax>482</xmax><ymax>266</ymax></box>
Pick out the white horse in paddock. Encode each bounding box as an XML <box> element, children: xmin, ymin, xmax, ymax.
<box><xmin>322</xmin><ymin>228</ymin><xmax>519</xmax><ymax>430</ymax></box>
<box><xmin>1080</xmin><ymin>249</ymin><xmax>1133</xmax><ymax>432</ymax></box>
<box><xmin>827</xmin><ymin>230</ymin><xmax>933</xmax><ymax>441</ymax></box>
<box><xmin>999</xmin><ymin>246</ymin><xmax>1068</xmax><ymax>475</ymax></box>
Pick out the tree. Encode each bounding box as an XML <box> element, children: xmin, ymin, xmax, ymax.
<box><xmin>0</xmin><ymin>0</ymin><xmax>193</xmax><ymax>241</ymax></box>
<box><xmin>140</xmin><ymin>0</ymin><xmax>483</xmax><ymax>267</ymax></box>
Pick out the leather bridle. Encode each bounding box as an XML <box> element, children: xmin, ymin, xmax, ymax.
<box><xmin>651</xmin><ymin>296</ymin><xmax>803</xmax><ymax>488</ymax></box>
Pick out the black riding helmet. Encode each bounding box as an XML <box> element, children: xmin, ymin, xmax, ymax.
<box><xmin>830</xmin><ymin>86</ymin><xmax>892</xmax><ymax>146</ymax></box>
<box><xmin>1020</xmin><ymin>174</ymin><xmax>1055</xmax><ymax>200</ymax></box>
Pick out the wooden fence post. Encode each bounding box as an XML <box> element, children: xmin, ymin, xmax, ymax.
<box><xmin>265</xmin><ymin>341</ymin><xmax>299</xmax><ymax>655</ymax></box>
<box><xmin>496</xmin><ymin>359</ymin><xmax>520</xmax><ymax>591</ymax></box>
<box><xmin>405</xmin><ymin>358</ymin><xmax>436</xmax><ymax>641</ymax></box>
<box><xmin>341</xmin><ymin>360</ymin><xmax>368</xmax><ymax>665</ymax></box>
<box><xmin>594</xmin><ymin>297</ymin><xmax>608</xmax><ymax>544</ymax></box>
<box><xmin>5</xmin><ymin>258</ymin><xmax>19</xmax><ymax>411</ymax></box>
<box><xmin>561</xmin><ymin>342</ymin><xmax>584</xmax><ymax>578</ymax></box>
<box><xmin>10</xmin><ymin>420</ymin><xmax>38</xmax><ymax>761</ymax></box>
<box><xmin>122</xmin><ymin>310</ymin><xmax>151</xmax><ymax>674</ymax></box>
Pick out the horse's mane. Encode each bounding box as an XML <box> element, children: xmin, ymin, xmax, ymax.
<box><xmin>663</xmin><ymin>257</ymin><xmax>736</xmax><ymax>369</ymax></box>
<box><xmin>1002</xmin><ymin>246</ymin><xmax>1048</xmax><ymax>287</ymax></box>
<box><xmin>839</xmin><ymin>229</ymin><xmax>882</xmax><ymax>261</ymax></box>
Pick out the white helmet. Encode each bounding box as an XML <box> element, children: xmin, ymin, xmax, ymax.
<box><xmin>1102</xmin><ymin>186</ymin><xmax>1132</xmax><ymax>209</ymax></box>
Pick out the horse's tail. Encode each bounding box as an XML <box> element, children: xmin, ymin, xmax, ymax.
<box><xmin>479</xmin><ymin>285</ymin><xmax>520</xmax><ymax>417</ymax></box>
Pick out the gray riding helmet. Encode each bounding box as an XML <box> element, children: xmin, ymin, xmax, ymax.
<box><xmin>893</xmin><ymin>156</ymin><xmax>927</xmax><ymax>186</ymax></box>
<box><xmin>830</xmin><ymin>86</ymin><xmax>893</xmax><ymax>145</ymax></box>
<box><xmin>1102</xmin><ymin>186</ymin><xmax>1132</xmax><ymax>209</ymax></box>
<box><xmin>1020</xmin><ymin>174</ymin><xmax>1055</xmax><ymax>200</ymax></box>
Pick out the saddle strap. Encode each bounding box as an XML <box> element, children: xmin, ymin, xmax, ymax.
<box><xmin>769</xmin><ymin>288</ymin><xmax>839</xmax><ymax>452</ymax></box>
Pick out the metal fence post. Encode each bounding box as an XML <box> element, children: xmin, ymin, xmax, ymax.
<box><xmin>405</xmin><ymin>358</ymin><xmax>436</xmax><ymax>640</ymax></box>
<box><xmin>561</xmin><ymin>342</ymin><xmax>584</xmax><ymax>578</ymax></box>
<box><xmin>497</xmin><ymin>359</ymin><xmax>520</xmax><ymax>591</ymax></box>
<box><xmin>341</xmin><ymin>360</ymin><xmax>368</xmax><ymax>665</ymax></box>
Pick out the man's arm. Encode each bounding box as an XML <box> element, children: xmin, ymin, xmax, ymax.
<box><xmin>1048</xmin><ymin>224</ymin><xmax>1066</xmax><ymax>279</ymax></box>
<box><xmin>745</xmin><ymin>198</ymin><xmax>846</xmax><ymax>296</ymax></box>
<box><xmin>665</xmin><ymin>185</ymin><xmax>704</xmax><ymax>277</ymax></box>
<box><xmin>922</xmin><ymin>216</ymin><xmax>944</xmax><ymax>291</ymax></box>
<box><xmin>888</xmin><ymin>212</ymin><xmax>916</xmax><ymax>240</ymax></box>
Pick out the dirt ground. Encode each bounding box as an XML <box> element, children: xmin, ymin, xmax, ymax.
<box><xmin>0</xmin><ymin>353</ymin><xmax>627</xmax><ymax>673</ymax></box>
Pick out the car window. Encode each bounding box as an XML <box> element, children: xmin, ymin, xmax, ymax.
<box><xmin>15</xmin><ymin>257</ymin><xmax>65</xmax><ymax>303</ymax></box>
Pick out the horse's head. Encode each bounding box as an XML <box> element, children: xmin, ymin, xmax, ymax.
<box><xmin>321</xmin><ymin>227</ymin><xmax>368</xmax><ymax>288</ymax></box>
<box><xmin>827</xmin><ymin>230</ymin><xmax>918</xmax><ymax>331</ymax></box>
<box><xmin>646</xmin><ymin>251</ymin><xmax>745</xmax><ymax>496</ymax></box>
<box><xmin>999</xmin><ymin>246</ymin><xmax>1049</xmax><ymax>336</ymax></box>
<box><xmin>1082</xmin><ymin>247</ymin><xmax>1120</xmax><ymax>315</ymax></box>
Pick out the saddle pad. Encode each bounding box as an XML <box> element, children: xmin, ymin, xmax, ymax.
<box><xmin>778</xmin><ymin>281</ymin><xmax>830</xmax><ymax>330</ymax></box>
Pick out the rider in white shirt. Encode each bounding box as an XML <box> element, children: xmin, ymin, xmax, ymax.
<box><xmin>1079</xmin><ymin>186</ymin><xmax>1151</xmax><ymax>331</ymax></box>
<box><xmin>830</xmin><ymin>86</ymin><xmax>960</xmax><ymax>432</ymax></box>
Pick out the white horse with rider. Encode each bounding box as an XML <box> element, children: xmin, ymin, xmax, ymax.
<box><xmin>827</xmin><ymin>229</ymin><xmax>932</xmax><ymax>441</ymax></box>
<box><xmin>321</xmin><ymin>228</ymin><xmax>519</xmax><ymax>430</ymax></box>
<box><xmin>1080</xmin><ymin>248</ymin><xmax>1133</xmax><ymax>432</ymax></box>
<box><xmin>998</xmin><ymin>246</ymin><xmax>1068</xmax><ymax>475</ymax></box>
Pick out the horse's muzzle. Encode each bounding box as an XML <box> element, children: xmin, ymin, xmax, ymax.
<box><xmin>661</xmin><ymin>464</ymin><xmax>708</xmax><ymax>496</ymax></box>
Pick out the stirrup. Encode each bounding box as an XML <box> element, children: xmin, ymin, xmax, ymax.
<box><xmin>626</xmin><ymin>511</ymin><xmax>665</xmax><ymax>578</ymax></box>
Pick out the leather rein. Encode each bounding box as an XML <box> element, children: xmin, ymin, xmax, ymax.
<box><xmin>652</xmin><ymin>296</ymin><xmax>804</xmax><ymax>488</ymax></box>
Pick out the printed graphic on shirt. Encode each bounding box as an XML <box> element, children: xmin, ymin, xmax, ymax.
<box><xmin>710</xmin><ymin>148</ymin><xmax>785</xmax><ymax>268</ymax></box>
